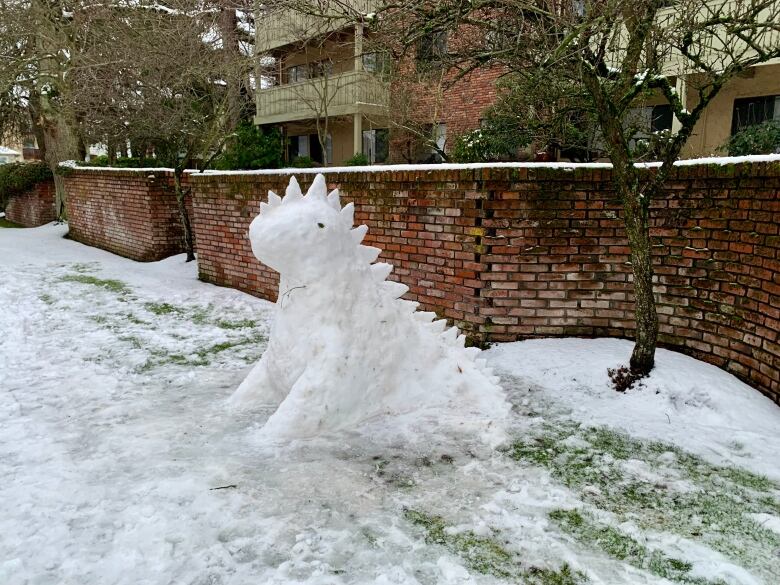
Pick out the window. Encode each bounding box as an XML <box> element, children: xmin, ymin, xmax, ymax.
<box><xmin>432</xmin><ymin>123</ymin><xmax>447</xmax><ymax>162</ymax></box>
<box><xmin>288</xmin><ymin>135</ymin><xmax>310</xmax><ymax>160</ymax></box>
<box><xmin>651</xmin><ymin>104</ymin><xmax>673</xmax><ymax>133</ymax></box>
<box><xmin>363</xmin><ymin>52</ymin><xmax>390</xmax><ymax>76</ymax></box>
<box><xmin>362</xmin><ymin>129</ymin><xmax>389</xmax><ymax>163</ymax></box>
<box><xmin>731</xmin><ymin>95</ymin><xmax>780</xmax><ymax>134</ymax></box>
<box><xmin>416</xmin><ymin>31</ymin><xmax>447</xmax><ymax>70</ymax></box>
<box><xmin>287</xmin><ymin>65</ymin><xmax>308</xmax><ymax>84</ymax></box>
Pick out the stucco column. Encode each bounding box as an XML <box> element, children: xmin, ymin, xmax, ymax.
<box><xmin>354</xmin><ymin>23</ymin><xmax>364</xmax><ymax>72</ymax></box>
<box><xmin>353</xmin><ymin>113</ymin><xmax>363</xmax><ymax>156</ymax></box>
<box><xmin>672</xmin><ymin>76</ymin><xmax>688</xmax><ymax>134</ymax></box>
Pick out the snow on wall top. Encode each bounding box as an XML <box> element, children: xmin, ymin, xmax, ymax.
<box><xmin>59</xmin><ymin>153</ymin><xmax>780</xmax><ymax>176</ymax></box>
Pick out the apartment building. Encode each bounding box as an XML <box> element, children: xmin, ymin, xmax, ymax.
<box><xmin>254</xmin><ymin>4</ymin><xmax>392</xmax><ymax>165</ymax></box>
<box><xmin>255</xmin><ymin>4</ymin><xmax>780</xmax><ymax>165</ymax></box>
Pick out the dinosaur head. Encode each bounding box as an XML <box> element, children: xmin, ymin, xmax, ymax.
<box><xmin>249</xmin><ymin>174</ymin><xmax>356</xmax><ymax>281</ymax></box>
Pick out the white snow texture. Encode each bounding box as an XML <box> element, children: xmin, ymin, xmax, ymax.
<box><xmin>230</xmin><ymin>174</ymin><xmax>510</xmax><ymax>443</ymax></box>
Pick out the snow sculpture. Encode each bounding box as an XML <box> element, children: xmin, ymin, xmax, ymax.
<box><xmin>230</xmin><ymin>174</ymin><xmax>509</xmax><ymax>442</ymax></box>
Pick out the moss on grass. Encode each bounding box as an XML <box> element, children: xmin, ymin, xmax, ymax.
<box><xmin>0</xmin><ymin>217</ymin><xmax>22</xmax><ymax>228</ymax></box>
<box><xmin>404</xmin><ymin>509</ymin><xmax>587</xmax><ymax>584</ymax></box>
<box><xmin>511</xmin><ymin>423</ymin><xmax>780</xmax><ymax>580</ymax></box>
<box><xmin>60</xmin><ymin>274</ymin><xmax>130</xmax><ymax>294</ymax></box>
<box><xmin>549</xmin><ymin>509</ymin><xmax>724</xmax><ymax>585</ymax></box>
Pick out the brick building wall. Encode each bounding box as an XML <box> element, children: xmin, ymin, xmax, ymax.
<box><xmin>189</xmin><ymin>161</ymin><xmax>780</xmax><ymax>404</ymax></box>
<box><xmin>63</xmin><ymin>168</ymin><xmax>191</xmax><ymax>262</ymax></box>
<box><xmin>5</xmin><ymin>180</ymin><xmax>56</xmax><ymax>227</ymax></box>
<box><xmin>389</xmin><ymin>66</ymin><xmax>504</xmax><ymax>163</ymax></box>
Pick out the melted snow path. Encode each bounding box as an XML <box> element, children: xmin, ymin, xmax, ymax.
<box><xmin>1</xmin><ymin>225</ymin><xmax>778</xmax><ymax>585</ymax></box>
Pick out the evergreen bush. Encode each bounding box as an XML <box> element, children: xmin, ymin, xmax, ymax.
<box><xmin>0</xmin><ymin>162</ymin><xmax>52</xmax><ymax>211</ymax></box>
<box><xmin>725</xmin><ymin>121</ymin><xmax>780</xmax><ymax>156</ymax></box>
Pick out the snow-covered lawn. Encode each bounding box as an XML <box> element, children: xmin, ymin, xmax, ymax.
<box><xmin>1</xmin><ymin>224</ymin><xmax>779</xmax><ymax>585</ymax></box>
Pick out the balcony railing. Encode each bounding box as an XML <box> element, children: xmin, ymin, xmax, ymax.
<box><xmin>255</xmin><ymin>70</ymin><xmax>389</xmax><ymax>125</ymax></box>
<box><xmin>256</xmin><ymin>1</ymin><xmax>380</xmax><ymax>53</ymax></box>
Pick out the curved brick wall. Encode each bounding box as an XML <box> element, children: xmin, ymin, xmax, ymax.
<box><xmin>5</xmin><ymin>180</ymin><xmax>56</xmax><ymax>227</ymax></box>
<box><xmin>189</xmin><ymin>162</ymin><xmax>779</xmax><ymax>404</ymax></box>
<box><xmin>63</xmin><ymin>168</ymin><xmax>191</xmax><ymax>262</ymax></box>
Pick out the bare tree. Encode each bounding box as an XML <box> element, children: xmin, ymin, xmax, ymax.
<box><xmin>0</xmin><ymin>0</ymin><xmax>89</xmax><ymax>217</ymax></box>
<box><xmin>78</xmin><ymin>0</ymin><xmax>251</xmax><ymax>260</ymax></box>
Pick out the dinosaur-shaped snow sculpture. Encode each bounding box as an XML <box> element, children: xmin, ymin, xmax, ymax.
<box><xmin>230</xmin><ymin>174</ymin><xmax>510</xmax><ymax>442</ymax></box>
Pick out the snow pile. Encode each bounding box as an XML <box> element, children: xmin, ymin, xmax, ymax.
<box><xmin>488</xmin><ymin>338</ymin><xmax>780</xmax><ymax>481</ymax></box>
<box><xmin>230</xmin><ymin>174</ymin><xmax>510</xmax><ymax>444</ymax></box>
<box><xmin>2</xmin><ymin>225</ymin><xmax>779</xmax><ymax>585</ymax></box>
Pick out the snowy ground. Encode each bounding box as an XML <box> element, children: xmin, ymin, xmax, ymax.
<box><xmin>1</xmin><ymin>224</ymin><xmax>779</xmax><ymax>585</ymax></box>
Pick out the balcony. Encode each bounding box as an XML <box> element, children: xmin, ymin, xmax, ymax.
<box><xmin>256</xmin><ymin>1</ymin><xmax>380</xmax><ymax>53</ymax></box>
<box><xmin>255</xmin><ymin>70</ymin><xmax>389</xmax><ymax>125</ymax></box>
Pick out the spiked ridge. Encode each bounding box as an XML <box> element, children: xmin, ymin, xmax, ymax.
<box><xmin>231</xmin><ymin>174</ymin><xmax>510</xmax><ymax>442</ymax></box>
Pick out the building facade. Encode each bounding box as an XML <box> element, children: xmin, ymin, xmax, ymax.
<box><xmin>254</xmin><ymin>5</ymin><xmax>780</xmax><ymax>165</ymax></box>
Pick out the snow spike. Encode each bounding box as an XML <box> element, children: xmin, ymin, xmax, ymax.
<box><xmin>370</xmin><ymin>262</ymin><xmax>393</xmax><ymax>282</ymax></box>
<box><xmin>464</xmin><ymin>347</ymin><xmax>481</xmax><ymax>359</ymax></box>
<box><xmin>327</xmin><ymin>188</ymin><xmax>341</xmax><ymax>210</ymax></box>
<box><xmin>442</xmin><ymin>326</ymin><xmax>459</xmax><ymax>344</ymax></box>
<box><xmin>399</xmin><ymin>300</ymin><xmax>420</xmax><ymax>313</ymax></box>
<box><xmin>382</xmin><ymin>280</ymin><xmax>409</xmax><ymax>299</ymax></box>
<box><xmin>283</xmin><ymin>176</ymin><xmax>303</xmax><ymax>204</ymax></box>
<box><xmin>489</xmin><ymin>376</ymin><xmax>501</xmax><ymax>385</ymax></box>
<box><xmin>429</xmin><ymin>319</ymin><xmax>447</xmax><ymax>334</ymax></box>
<box><xmin>340</xmin><ymin>202</ymin><xmax>355</xmax><ymax>226</ymax></box>
<box><xmin>306</xmin><ymin>173</ymin><xmax>328</xmax><ymax>200</ymax></box>
<box><xmin>268</xmin><ymin>191</ymin><xmax>282</xmax><ymax>207</ymax></box>
<box><xmin>475</xmin><ymin>358</ymin><xmax>487</xmax><ymax>369</ymax></box>
<box><xmin>414</xmin><ymin>311</ymin><xmax>437</xmax><ymax>322</ymax></box>
<box><xmin>456</xmin><ymin>334</ymin><xmax>467</xmax><ymax>347</ymax></box>
<box><xmin>359</xmin><ymin>245</ymin><xmax>381</xmax><ymax>264</ymax></box>
<box><xmin>259</xmin><ymin>201</ymin><xmax>271</xmax><ymax>215</ymax></box>
<box><xmin>351</xmin><ymin>224</ymin><xmax>368</xmax><ymax>244</ymax></box>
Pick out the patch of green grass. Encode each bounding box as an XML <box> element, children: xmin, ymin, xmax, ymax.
<box><xmin>191</xmin><ymin>307</ymin><xmax>210</xmax><ymax>325</ymax></box>
<box><xmin>70</xmin><ymin>262</ymin><xmax>98</xmax><ymax>273</ymax></box>
<box><xmin>216</xmin><ymin>318</ymin><xmax>257</xmax><ymax>330</ymax></box>
<box><xmin>550</xmin><ymin>509</ymin><xmax>723</xmax><ymax>585</ymax></box>
<box><xmin>511</xmin><ymin>423</ymin><xmax>780</xmax><ymax>580</ymax></box>
<box><xmin>404</xmin><ymin>509</ymin><xmax>586</xmax><ymax>584</ymax></box>
<box><xmin>118</xmin><ymin>335</ymin><xmax>143</xmax><ymax>349</ymax></box>
<box><xmin>124</xmin><ymin>313</ymin><xmax>149</xmax><ymax>326</ymax></box>
<box><xmin>135</xmin><ymin>333</ymin><xmax>266</xmax><ymax>372</ymax></box>
<box><xmin>0</xmin><ymin>217</ymin><xmax>22</xmax><ymax>228</ymax></box>
<box><xmin>38</xmin><ymin>293</ymin><xmax>55</xmax><ymax>305</ymax></box>
<box><xmin>144</xmin><ymin>302</ymin><xmax>182</xmax><ymax>316</ymax></box>
<box><xmin>60</xmin><ymin>274</ymin><xmax>130</xmax><ymax>294</ymax></box>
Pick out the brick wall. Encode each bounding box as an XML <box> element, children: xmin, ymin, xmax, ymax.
<box><xmin>189</xmin><ymin>161</ymin><xmax>780</xmax><ymax>404</ymax></box>
<box><xmin>63</xmin><ymin>168</ymin><xmax>191</xmax><ymax>262</ymax></box>
<box><xmin>5</xmin><ymin>180</ymin><xmax>56</xmax><ymax>227</ymax></box>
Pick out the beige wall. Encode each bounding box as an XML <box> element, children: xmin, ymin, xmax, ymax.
<box><xmin>683</xmin><ymin>63</ymin><xmax>780</xmax><ymax>157</ymax></box>
<box><xmin>280</xmin><ymin>36</ymin><xmax>356</xmax><ymax>81</ymax></box>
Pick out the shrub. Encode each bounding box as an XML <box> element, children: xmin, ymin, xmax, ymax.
<box><xmin>290</xmin><ymin>155</ymin><xmax>317</xmax><ymax>168</ymax></box>
<box><xmin>0</xmin><ymin>162</ymin><xmax>52</xmax><ymax>211</ymax></box>
<box><xmin>344</xmin><ymin>152</ymin><xmax>370</xmax><ymax>166</ymax></box>
<box><xmin>87</xmin><ymin>155</ymin><xmax>167</xmax><ymax>168</ymax></box>
<box><xmin>450</xmin><ymin>125</ymin><xmax>526</xmax><ymax>163</ymax></box>
<box><xmin>211</xmin><ymin>122</ymin><xmax>283</xmax><ymax>170</ymax></box>
<box><xmin>725</xmin><ymin>121</ymin><xmax>780</xmax><ymax>156</ymax></box>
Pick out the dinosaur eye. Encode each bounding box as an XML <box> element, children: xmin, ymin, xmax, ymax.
<box><xmin>317</xmin><ymin>222</ymin><xmax>325</xmax><ymax>229</ymax></box>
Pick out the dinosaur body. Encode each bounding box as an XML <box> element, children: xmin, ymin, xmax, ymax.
<box><xmin>230</xmin><ymin>174</ymin><xmax>509</xmax><ymax>442</ymax></box>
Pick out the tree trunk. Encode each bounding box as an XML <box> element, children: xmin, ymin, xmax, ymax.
<box><xmin>174</xmin><ymin>169</ymin><xmax>196</xmax><ymax>262</ymax></box>
<box><xmin>621</xmin><ymin>186</ymin><xmax>658</xmax><ymax>376</ymax></box>
<box><xmin>40</xmin><ymin>115</ymin><xmax>80</xmax><ymax>220</ymax></box>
